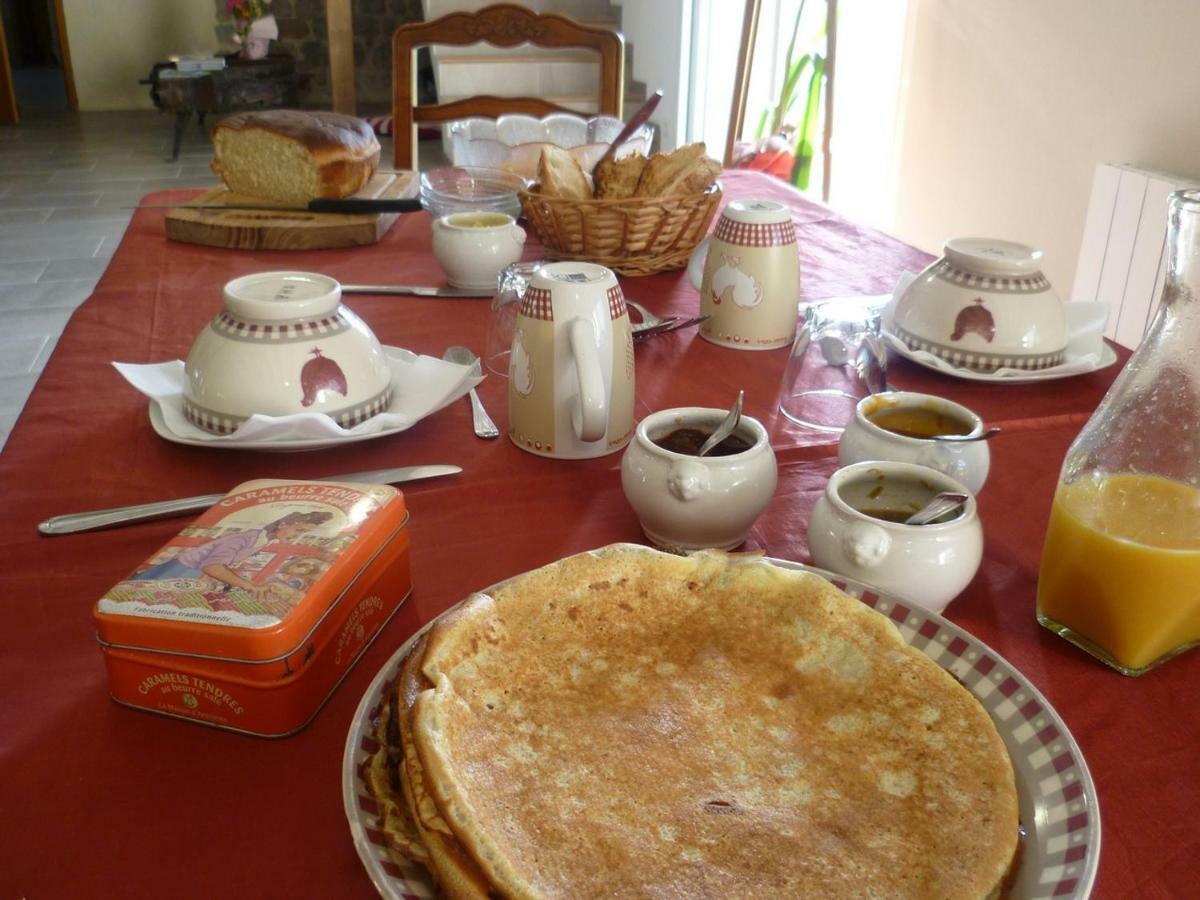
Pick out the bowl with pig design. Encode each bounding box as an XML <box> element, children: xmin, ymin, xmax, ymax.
<box><xmin>183</xmin><ymin>271</ymin><xmax>392</xmax><ymax>435</ymax></box>
<box><xmin>890</xmin><ymin>238</ymin><xmax>1067</xmax><ymax>372</ymax></box>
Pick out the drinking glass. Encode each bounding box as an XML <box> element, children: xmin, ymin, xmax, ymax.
<box><xmin>484</xmin><ymin>260</ymin><xmax>544</xmax><ymax>377</ymax></box>
<box><xmin>778</xmin><ymin>299</ymin><xmax>886</xmax><ymax>432</ymax></box>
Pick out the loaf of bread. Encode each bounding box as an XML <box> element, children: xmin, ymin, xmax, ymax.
<box><xmin>210</xmin><ymin>110</ymin><xmax>381</xmax><ymax>205</ymax></box>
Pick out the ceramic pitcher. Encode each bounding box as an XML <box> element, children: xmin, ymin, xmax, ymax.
<box><xmin>507</xmin><ymin>261</ymin><xmax>635</xmax><ymax>459</ymax></box>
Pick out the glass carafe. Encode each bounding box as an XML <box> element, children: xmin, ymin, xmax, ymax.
<box><xmin>1037</xmin><ymin>189</ymin><xmax>1200</xmax><ymax>675</ymax></box>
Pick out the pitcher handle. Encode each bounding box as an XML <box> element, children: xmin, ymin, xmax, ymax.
<box><xmin>687</xmin><ymin>235</ymin><xmax>711</xmax><ymax>291</ymax></box>
<box><xmin>568</xmin><ymin>317</ymin><xmax>607</xmax><ymax>442</ymax></box>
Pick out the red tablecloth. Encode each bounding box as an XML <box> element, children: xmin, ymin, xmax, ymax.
<box><xmin>0</xmin><ymin>170</ymin><xmax>1194</xmax><ymax>898</ymax></box>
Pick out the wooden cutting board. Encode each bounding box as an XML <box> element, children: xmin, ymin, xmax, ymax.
<box><xmin>164</xmin><ymin>172</ymin><xmax>417</xmax><ymax>250</ymax></box>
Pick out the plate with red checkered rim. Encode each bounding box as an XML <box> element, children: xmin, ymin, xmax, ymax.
<box><xmin>341</xmin><ymin>559</ymin><xmax>1100</xmax><ymax>899</ymax></box>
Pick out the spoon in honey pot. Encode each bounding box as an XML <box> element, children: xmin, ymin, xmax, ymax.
<box><xmin>904</xmin><ymin>491</ymin><xmax>970</xmax><ymax>526</ymax></box>
<box><xmin>697</xmin><ymin>390</ymin><xmax>744</xmax><ymax>457</ymax></box>
<box><xmin>932</xmin><ymin>426</ymin><xmax>1003</xmax><ymax>443</ymax></box>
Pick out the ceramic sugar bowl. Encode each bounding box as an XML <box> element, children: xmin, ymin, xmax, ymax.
<box><xmin>807</xmin><ymin>461</ymin><xmax>982</xmax><ymax>613</ymax></box>
<box><xmin>183</xmin><ymin>271</ymin><xmax>392</xmax><ymax>435</ymax></box>
<box><xmin>621</xmin><ymin>407</ymin><xmax>777</xmax><ymax>552</ymax></box>
<box><xmin>431</xmin><ymin>211</ymin><xmax>527</xmax><ymax>289</ymax></box>
<box><xmin>891</xmin><ymin>237</ymin><xmax>1067</xmax><ymax>372</ymax></box>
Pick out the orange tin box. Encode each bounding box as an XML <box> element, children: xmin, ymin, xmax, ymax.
<box><xmin>93</xmin><ymin>479</ymin><xmax>411</xmax><ymax>737</ymax></box>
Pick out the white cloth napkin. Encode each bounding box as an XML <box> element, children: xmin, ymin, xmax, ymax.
<box><xmin>881</xmin><ymin>273</ymin><xmax>1110</xmax><ymax>379</ymax></box>
<box><xmin>114</xmin><ymin>346</ymin><xmax>484</xmax><ymax>444</ymax></box>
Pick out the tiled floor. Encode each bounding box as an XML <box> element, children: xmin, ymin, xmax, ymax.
<box><xmin>0</xmin><ymin>108</ymin><xmax>411</xmax><ymax>452</ymax></box>
<box><xmin>0</xmin><ymin>109</ymin><xmax>223</xmax><ymax>450</ymax></box>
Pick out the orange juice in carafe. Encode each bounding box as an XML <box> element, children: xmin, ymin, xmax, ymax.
<box><xmin>1037</xmin><ymin>473</ymin><xmax>1200</xmax><ymax>674</ymax></box>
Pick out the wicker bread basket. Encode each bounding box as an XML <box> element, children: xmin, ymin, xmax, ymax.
<box><xmin>518</xmin><ymin>183</ymin><xmax>722</xmax><ymax>277</ymax></box>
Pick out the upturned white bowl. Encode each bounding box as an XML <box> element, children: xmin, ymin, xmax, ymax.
<box><xmin>183</xmin><ymin>271</ymin><xmax>392</xmax><ymax>435</ymax></box>
<box><xmin>891</xmin><ymin>237</ymin><xmax>1067</xmax><ymax>372</ymax></box>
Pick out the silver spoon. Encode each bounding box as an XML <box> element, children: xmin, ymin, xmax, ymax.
<box><xmin>697</xmin><ymin>390</ymin><xmax>744</xmax><ymax>457</ymax></box>
<box><xmin>626</xmin><ymin>298</ymin><xmax>678</xmax><ymax>331</ymax></box>
<box><xmin>443</xmin><ymin>346</ymin><xmax>499</xmax><ymax>439</ymax></box>
<box><xmin>933</xmin><ymin>426</ymin><xmax>1002</xmax><ymax>443</ymax></box>
<box><xmin>904</xmin><ymin>491</ymin><xmax>970</xmax><ymax>526</ymax></box>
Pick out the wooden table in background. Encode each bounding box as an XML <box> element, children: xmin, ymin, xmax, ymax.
<box><xmin>145</xmin><ymin>55</ymin><xmax>304</xmax><ymax>159</ymax></box>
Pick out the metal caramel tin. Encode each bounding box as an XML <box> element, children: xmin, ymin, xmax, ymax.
<box><xmin>93</xmin><ymin>479</ymin><xmax>411</xmax><ymax>737</ymax></box>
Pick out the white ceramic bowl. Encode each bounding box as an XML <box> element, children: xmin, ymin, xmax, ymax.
<box><xmin>807</xmin><ymin>460</ymin><xmax>983</xmax><ymax>614</ymax></box>
<box><xmin>891</xmin><ymin>237</ymin><xmax>1067</xmax><ymax>372</ymax></box>
<box><xmin>621</xmin><ymin>407</ymin><xmax>777</xmax><ymax>551</ymax></box>
<box><xmin>447</xmin><ymin>113</ymin><xmax>653</xmax><ymax>178</ymax></box>
<box><xmin>838</xmin><ymin>391</ymin><xmax>991</xmax><ymax>494</ymax></box>
<box><xmin>182</xmin><ymin>271</ymin><xmax>392</xmax><ymax>434</ymax></box>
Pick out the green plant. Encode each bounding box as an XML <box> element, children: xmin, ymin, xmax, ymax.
<box><xmin>753</xmin><ymin>0</ymin><xmax>828</xmax><ymax>191</ymax></box>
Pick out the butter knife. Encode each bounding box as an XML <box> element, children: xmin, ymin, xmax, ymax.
<box><xmin>131</xmin><ymin>197</ymin><xmax>424</xmax><ymax>214</ymax></box>
<box><xmin>340</xmin><ymin>284</ymin><xmax>493</xmax><ymax>298</ymax></box>
<box><xmin>38</xmin><ymin>464</ymin><xmax>461</xmax><ymax>536</ymax></box>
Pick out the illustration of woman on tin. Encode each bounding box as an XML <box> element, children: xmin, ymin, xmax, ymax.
<box><xmin>134</xmin><ymin>511</ymin><xmax>333</xmax><ymax>600</ymax></box>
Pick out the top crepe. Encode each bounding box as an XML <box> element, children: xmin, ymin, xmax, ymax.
<box><xmin>411</xmin><ymin>544</ymin><xmax>1019</xmax><ymax>899</ymax></box>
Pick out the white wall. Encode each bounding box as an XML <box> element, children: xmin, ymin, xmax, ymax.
<box><xmin>613</xmin><ymin>0</ymin><xmax>689</xmax><ymax>150</ymax></box>
<box><xmin>63</xmin><ymin>0</ymin><xmax>218</xmax><ymax>110</ymax></box>
<box><xmin>889</xmin><ymin>0</ymin><xmax>1200</xmax><ymax>297</ymax></box>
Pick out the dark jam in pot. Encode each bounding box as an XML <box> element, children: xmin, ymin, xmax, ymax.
<box><xmin>653</xmin><ymin>427</ymin><xmax>754</xmax><ymax>457</ymax></box>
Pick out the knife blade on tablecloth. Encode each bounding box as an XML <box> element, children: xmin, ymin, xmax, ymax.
<box><xmin>37</xmin><ymin>464</ymin><xmax>461</xmax><ymax>536</ymax></box>
<box><xmin>340</xmin><ymin>284</ymin><xmax>494</xmax><ymax>298</ymax></box>
<box><xmin>129</xmin><ymin>197</ymin><xmax>425</xmax><ymax>215</ymax></box>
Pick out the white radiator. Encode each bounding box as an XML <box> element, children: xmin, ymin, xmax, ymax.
<box><xmin>1072</xmin><ymin>163</ymin><xmax>1200</xmax><ymax>349</ymax></box>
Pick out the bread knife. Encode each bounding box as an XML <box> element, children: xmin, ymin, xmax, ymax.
<box><xmin>595</xmin><ymin>89</ymin><xmax>663</xmax><ymax>169</ymax></box>
<box><xmin>130</xmin><ymin>197</ymin><xmax>425</xmax><ymax>214</ymax></box>
<box><xmin>38</xmin><ymin>464</ymin><xmax>461</xmax><ymax>536</ymax></box>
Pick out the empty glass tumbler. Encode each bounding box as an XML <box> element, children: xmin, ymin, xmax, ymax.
<box><xmin>484</xmin><ymin>261</ymin><xmax>543</xmax><ymax>377</ymax></box>
<box><xmin>777</xmin><ymin>299</ymin><xmax>887</xmax><ymax>432</ymax></box>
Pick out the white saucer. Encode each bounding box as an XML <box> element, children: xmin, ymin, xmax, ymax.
<box><xmin>881</xmin><ymin>329</ymin><xmax>1119</xmax><ymax>383</ymax></box>
<box><xmin>147</xmin><ymin>401</ymin><xmax>411</xmax><ymax>452</ymax></box>
<box><xmin>135</xmin><ymin>345</ymin><xmax>482</xmax><ymax>452</ymax></box>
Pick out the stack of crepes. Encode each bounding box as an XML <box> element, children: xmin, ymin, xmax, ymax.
<box><xmin>367</xmin><ymin>544</ymin><xmax>1019</xmax><ymax>899</ymax></box>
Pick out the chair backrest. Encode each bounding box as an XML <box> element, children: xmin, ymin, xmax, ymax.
<box><xmin>391</xmin><ymin>3</ymin><xmax>625</xmax><ymax>170</ymax></box>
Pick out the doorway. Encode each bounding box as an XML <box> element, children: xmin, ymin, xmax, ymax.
<box><xmin>0</xmin><ymin>0</ymin><xmax>77</xmax><ymax>123</ymax></box>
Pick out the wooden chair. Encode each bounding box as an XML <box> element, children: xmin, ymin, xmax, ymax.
<box><xmin>391</xmin><ymin>3</ymin><xmax>625</xmax><ymax>170</ymax></box>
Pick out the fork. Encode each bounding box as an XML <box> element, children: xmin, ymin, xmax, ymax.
<box><xmin>632</xmin><ymin>315</ymin><xmax>711</xmax><ymax>343</ymax></box>
<box><xmin>626</xmin><ymin>299</ymin><xmax>678</xmax><ymax>331</ymax></box>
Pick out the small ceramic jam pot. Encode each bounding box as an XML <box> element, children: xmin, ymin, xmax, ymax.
<box><xmin>807</xmin><ymin>460</ymin><xmax>982</xmax><ymax>613</ymax></box>
<box><xmin>183</xmin><ymin>271</ymin><xmax>392</xmax><ymax>435</ymax></box>
<box><xmin>621</xmin><ymin>407</ymin><xmax>777</xmax><ymax>552</ymax></box>
<box><xmin>891</xmin><ymin>237</ymin><xmax>1067</xmax><ymax>372</ymax></box>
<box><xmin>838</xmin><ymin>391</ymin><xmax>991</xmax><ymax>494</ymax></box>
<box><xmin>431</xmin><ymin>211</ymin><xmax>527</xmax><ymax>289</ymax></box>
